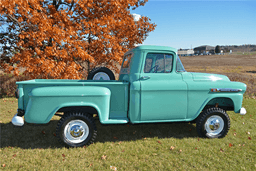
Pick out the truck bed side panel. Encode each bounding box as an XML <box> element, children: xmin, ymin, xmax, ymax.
<box><xmin>17</xmin><ymin>80</ymin><xmax>129</xmax><ymax>123</ymax></box>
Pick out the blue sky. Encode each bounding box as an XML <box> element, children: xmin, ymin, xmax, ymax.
<box><xmin>132</xmin><ymin>0</ymin><xmax>256</xmax><ymax>49</ymax></box>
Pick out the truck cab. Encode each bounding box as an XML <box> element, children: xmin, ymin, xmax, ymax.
<box><xmin>119</xmin><ymin>46</ymin><xmax>188</xmax><ymax>122</ymax></box>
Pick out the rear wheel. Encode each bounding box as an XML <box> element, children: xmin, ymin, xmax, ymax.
<box><xmin>87</xmin><ymin>67</ymin><xmax>115</xmax><ymax>80</ymax></box>
<box><xmin>196</xmin><ymin>107</ymin><xmax>230</xmax><ymax>138</ymax></box>
<box><xmin>56</xmin><ymin>112</ymin><xmax>97</xmax><ymax>147</ymax></box>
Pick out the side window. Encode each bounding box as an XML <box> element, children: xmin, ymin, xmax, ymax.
<box><xmin>144</xmin><ymin>53</ymin><xmax>173</xmax><ymax>73</ymax></box>
<box><xmin>155</xmin><ymin>54</ymin><xmax>165</xmax><ymax>72</ymax></box>
<box><xmin>165</xmin><ymin>54</ymin><xmax>173</xmax><ymax>73</ymax></box>
<box><xmin>122</xmin><ymin>53</ymin><xmax>132</xmax><ymax>68</ymax></box>
<box><xmin>144</xmin><ymin>58</ymin><xmax>153</xmax><ymax>73</ymax></box>
<box><xmin>120</xmin><ymin>53</ymin><xmax>133</xmax><ymax>74</ymax></box>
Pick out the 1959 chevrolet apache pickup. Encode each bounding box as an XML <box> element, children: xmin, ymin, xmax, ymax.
<box><xmin>12</xmin><ymin>45</ymin><xmax>247</xmax><ymax>147</ymax></box>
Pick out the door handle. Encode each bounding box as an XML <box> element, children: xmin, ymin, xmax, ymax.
<box><xmin>141</xmin><ymin>76</ymin><xmax>150</xmax><ymax>80</ymax></box>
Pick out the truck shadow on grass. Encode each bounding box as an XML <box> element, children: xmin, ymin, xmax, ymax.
<box><xmin>0</xmin><ymin>119</ymin><xmax>198</xmax><ymax>149</ymax></box>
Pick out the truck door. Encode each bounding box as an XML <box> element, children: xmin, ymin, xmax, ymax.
<box><xmin>139</xmin><ymin>52</ymin><xmax>187</xmax><ymax>121</ymax></box>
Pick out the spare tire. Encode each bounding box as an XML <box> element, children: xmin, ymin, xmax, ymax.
<box><xmin>87</xmin><ymin>67</ymin><xmax>115</xmax><ymax>80</ymax></box>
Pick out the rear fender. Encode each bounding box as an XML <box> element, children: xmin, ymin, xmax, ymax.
<box><xmin>24</xmin><ymin>86</ymin><xmax>111</xmax><ymax>124</ymax></box>
<box><xmin>45</xmin><ymin>102</ymin><xmax>101</xmax><ymax>122</ymax></box>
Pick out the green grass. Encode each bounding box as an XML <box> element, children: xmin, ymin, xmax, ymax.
<box><xmin>1</xmin><ymin>97</ymin><xmax>256</xmax><ymax>170</ymax></box>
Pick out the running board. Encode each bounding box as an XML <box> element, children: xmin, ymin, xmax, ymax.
<box><xmin>101</xmin><ymin>118</ymin><xmax>129</xmax><ymax>124</ymax></box>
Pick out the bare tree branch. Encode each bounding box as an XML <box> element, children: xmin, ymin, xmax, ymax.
<box><xmin>69</xmin><ymin>0</ymin><xmax>74</xmax><ymax>11</ymax></box>
<box><xmin>7</xmin><ymin>14</ymin><xmax>21</xmax><ymax>28</ymax></box>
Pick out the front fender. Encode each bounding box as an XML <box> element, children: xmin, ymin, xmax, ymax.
<box><xmin>24</xmin><ymin>86</ymin><xmax>111</xmax><ymax>124</ymax></box>
<box><xmin>185</xmin><ymin>79</ymin><xmax>246</xmax><ymax>121</ymax></box>
<box><xmin>188</xmin><ymin>93</ymin><xmax>244</xmax><ymax>121</ymax></box>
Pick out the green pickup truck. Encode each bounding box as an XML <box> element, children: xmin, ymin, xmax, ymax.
<box><xmin>12</xmin><ymin>45</ymin><xmax>247</xmax><ymax>147</ymax></box>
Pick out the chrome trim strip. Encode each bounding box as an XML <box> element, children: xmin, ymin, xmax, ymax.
<box><xmin>211</xmin><ymin>88</ymin><xmax>242</xmax><ymax>92</ymax></box>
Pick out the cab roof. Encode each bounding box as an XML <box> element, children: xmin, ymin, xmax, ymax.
<box><xmin>134</xmin><ymin>45</ymin><xmax>177</xmax><ymax>53</ymax></box>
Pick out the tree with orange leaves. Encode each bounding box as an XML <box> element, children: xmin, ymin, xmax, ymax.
<box><xmin>0</xmin><ymin>0</ymin><xmax>156</xmax><ymax>79</ymax></box>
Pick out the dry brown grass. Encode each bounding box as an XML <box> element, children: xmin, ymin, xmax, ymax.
<box><xmin>0</xmin><ymin>54</ymin><xmax>255</xmax><ymax>97</ymax></box>
<box><xmin>181</xmin><ymin>54</ymin><xmax>256</xmax><ymax>67</ymax></box>
<box><xmin>181</xmin><ymin>54</ymin><xmax>256</xmax><ymax>96</ymax></box>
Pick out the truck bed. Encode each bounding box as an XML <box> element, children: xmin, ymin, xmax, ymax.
<box><xmin>17</xmin><ymin>79</ymin><xmax>129</xmax><ymax>123</ymax></box>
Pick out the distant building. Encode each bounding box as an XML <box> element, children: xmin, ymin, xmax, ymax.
<box><xmin>194</xmin><ymin>45</ymin><xmax>215</xmax><ymax>55</ymax></box>
<box><xmin>178</xmin><ymin>49</ymin><xmax>194</xmax><ymax>56</ymax></box>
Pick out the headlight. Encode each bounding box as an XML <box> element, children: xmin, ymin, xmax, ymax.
<box><xmin>15</xmin><ymin>89</ymin><xmax>20</xmax><ymax>98</ymax></box>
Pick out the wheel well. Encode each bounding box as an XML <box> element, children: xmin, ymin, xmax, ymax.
<box><xmin>203</xmin><ymin>97</ymin><xmax>234</xmax><ymax>111</ymax></box>
<box><xmin>56</xmin><ymin>106</ymin><xmax>98</xmax><ymax>116</ymax></box>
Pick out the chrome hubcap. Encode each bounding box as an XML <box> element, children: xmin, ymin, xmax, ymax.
<box><xmin>92</xmin><ymin>72</ymin><xmax>110</xmax><ymax>80</ymax></box>
<box><xmin>205</xmin><ymin>115</ymin><xmax>224</xmax><ymax>136</ymax></box>
<box><xmin>209</xmin><ymin>120</ymin><xmax>220</xmax><ymax>130</ymax></box>
<box><xmin>70</xmin><ymin>125</ymin><xmax>84</xmax><ymax>138</ymax></box>
<box><xmin>64</xmin><ymin>120</ymin><xmax>89</xmax><ymax>143</ymax></box>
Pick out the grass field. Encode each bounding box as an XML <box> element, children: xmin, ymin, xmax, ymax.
<box><xmin>0</xmin><ymin>98</ymin><xmax>256</xmax><ymax>170</ymax></box>
<box><xmin>1</xmin><ymin>54</ymin><xmax>256</xmax><ymax>170</ymax></box>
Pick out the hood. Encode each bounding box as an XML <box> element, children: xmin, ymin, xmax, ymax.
<box><xmin>191</xmin><ymin>73</ymin><xmax>230</xmax><ymax>82</ymax></box>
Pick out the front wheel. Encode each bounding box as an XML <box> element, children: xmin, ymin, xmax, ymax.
<box><xmin>56</xmin><ymin>112</ymin><xmax>97</xmax><ymax>147</ymax></box>
<box><xmin>196</xmin><ymin>107</ymin><xmax>230</xmax><ymax>138</ymax></box>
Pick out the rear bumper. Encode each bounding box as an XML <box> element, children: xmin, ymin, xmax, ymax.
<box><xmin>11</xmin><ymin>109</ymin><xmax>25</xmax><ymax>126</ymax></box>
<box><xmin>17</xmin><ymin>109</ymin><xmax>25</xmax><ymax>116</ymax></box>
<box><xmin>12</xmin><ymin>113</ymin><xmax>24</xmax><ymax>126</ymax></box>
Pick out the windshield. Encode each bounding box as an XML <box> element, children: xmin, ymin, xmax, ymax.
<box><xmin>176</xmin><ymin>55</ymin><xmax>186</xmax><ymax>72</ymax></box>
